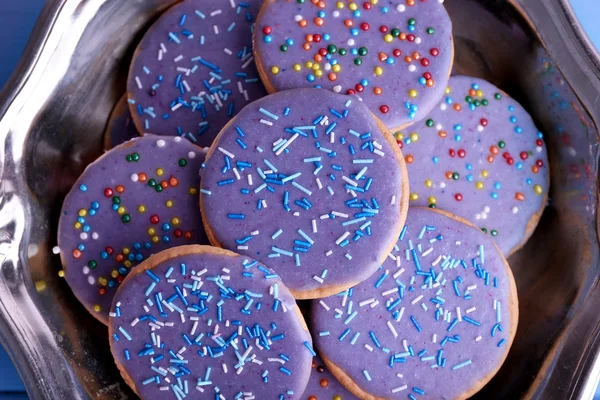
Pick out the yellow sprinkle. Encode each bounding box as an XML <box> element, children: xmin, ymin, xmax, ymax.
<box><xmin>74</xmin><ymin>222</ymin><xmax>82</xmax><ymax>229</ymax></box>
<box><xmin>271</xmin><ymin>66</ymin><xmax>280</xmax><ymax>75</ymax></box>
<box><xmin>152</xmin><ymin>236</ymin><xmax>160</xmax><ymax>243</ymax></box>
<box><xmin>305</xmin><ymin>61</ymin><xmax>314</xmax><ymax>68</ymax></box>
<box><xmin>395</xmin><ymin>132</ymin><xmax>404</xmax><ymax>141</ymax></box>
<box><xmin>481</xmin><ymin>170</ymin><xmax>489</xmax><ymax>178</ymax></box>
<box><xmin>475</xmin><ymin>181</ymin><xmax>484</xmax><ymax>190</ymax></box>
<box><xmin>425</xmin><ymin>180</ymin><xmax>433</xmax><ymax>188</ymax></box>
<box><xmin>408</xmin><ymin>89</ymin><xmax>418</xmax><ymax>98</ymax></box>
<box><xmin>111</xmin><ymin>270</ymin><xmax>119</xmax><ymax>278</ymax></box>
<box><xmin>156</xmin><ymin>168</ymin><xmax>164</xmax><ymax>176</ymax></box>
<box><xmin>336</xmin><ymin>1</ymin><xmax>344</xmax><ymax>8</ymax></box>
<box><xmin>35</xmin><ymin>280</ymin><xmax>47</xmax><ymax>292</ymax></box>
<box><xmin>428</xmin><ymin>196</ymin><xmax>437</xmax><ymax>204</ymax></box>
<box><xmin>58</xmin><ymin>270</ymin><xmax>65</xmax><ymax>278</ymax></box>
<box><xmin>171</xmin><ymin>217</ymin><xmax>181</xmax><ymax>226</ymax></box>
<box><xmin>122</xmin><ymin>247</ymin><xmax>130</xmax><ymax>255</ymax></box>
<box><xmin>372</xmin><ymin>0</ymin><xmax>378</xmax><ymax>4</ymax></box>
<box><xmin>148</xmin><ymin>228</ymin><xmax>155</xmax><ymax>236</ymax></box>
<box><xmin>312</xmin><ymin>63</ymin><xmax>320</xmax><ymax>71</ymax></box>
<box><xmin>124</xmin><ymin>260</ymin><xmax>132</xmax><ymax>268</ymax></box>
<box><xmin>166</xmin><ymin>200</ymin><xmax>174</xmax><ymax>208</ymax></box>
<box><xmin>98</xmin><ymin>278</ymin><xmax>108</xmax><ymax>286</ymax></box>
<box><xmin>189</xmin><ymin>188</ymin><xmax>198</xmax><ymax>195</ymax></box>
<box><xmin>410</xmin><ymin>132</ymin><xmax>419</xmax><ymax>142</ymax></box>
<box><xmin>117</xmin><ymin>206</ymin><xmax>126</xmax><ymax>215</ymax></box>
<box><xmin>374</xmin><ymin>66</ymin><xmax>383</xmax><ymax>76</ymax></box>
<box><xmin>138</xmin><ymin>205</ymin><xmax>146</xmax><ymax>213</ymax></box>
<box><xmin>315</xmin><ymin>69</ymin><xmax>323</xmax><ymax>78</ymax></box>
<box><xmin>445</xmin><ymin>86</ymin><xmax>451</xmax><ymax>94</ymax></box>
<box><xmin>476</xmin><ymin>90</ymin><xmax>484</xmax><ymax>97</ymax></box>
<box><xmin>349</xmin><ymin>2</ymin><xmax>358</xmax><ymax>11</ymax></box>
<box><xmin>93</xmin><ymin>305</ymin><xmax>101</xmax><ymax>312</ymax></box>
<box><xmin>78</xmin><ymin>209</ymin><xmax>87</xmax><ymax>217</ymax></box>
<box><xmin>384</xmin><ymin>34</ymin><xmax>393</xmax><ymax>43</ymax></box>
<box><xmin>533</xmin><ymin>184</ymin><xmax>543</xmax><ymax>195</ymax></box>
<box><xmin>332</xmin><ymin>64</ymin><xmax>341</xmax><ymax>73</ymax></box>
<box><xmin>410</xmin><ymin>192</ymin><xmax>419</xmax><ymax>201</ymax></box>
<box><xmin>293</xmin><ymin>63</ymin><xmax>302</xmax><ymax>72</ymax></box>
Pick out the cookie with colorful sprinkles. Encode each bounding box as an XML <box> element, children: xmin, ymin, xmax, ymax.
<box><xmin>254</xmin><ymin>0</ymin><xmax>454</xmax><ymax>131</ymax></box>
<box><xmin>200</xmin><ymin>88</ymin><xmax>409</xmax><ymax>299</ymax></box>
<box><xmin>303</xmin><ymin>355</ymin><xmax>357</xmax><ymax>400</ymax></box>
<box><xmin>57</xmin><ymin>135</ymin><xmax>209</xmax><ymax>324</ymax></box>
<box><xmin>399</xmin><ymin>75</ymin><xmax>549</xmax><ymax>256</ymax></box>
<box><xmin>108</xmin><ymin>245</ymin><xmax>313</xmax><ymax>400</ymax></box>
<box><xmin>310</xmin><ymin>207</ymin><xmax>518</xmax><ymax>400</ymax></box>
<box><xmin>127</xmin><ymin>0</ymin><xmax>267</xmax><ymax>148</ymax></box>
<box><xmin>104</xmin><ymin>95</ymin><xmax>140</xmax><ymax>150</ymax></box>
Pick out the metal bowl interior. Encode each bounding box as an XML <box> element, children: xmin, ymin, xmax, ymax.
<box><xmin>0</xmin><ymin>0</ymin><xmax>598</xmax><ymax>399</ymax></box>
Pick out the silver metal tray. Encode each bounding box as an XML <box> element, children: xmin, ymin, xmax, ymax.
<box><xmin>0</xmin><ymin>0</ymin><xmax>598</xmax><ymax>398</ymax></box>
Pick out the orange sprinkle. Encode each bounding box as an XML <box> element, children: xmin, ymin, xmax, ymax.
<box><xmin>116</xmin><ymin>254</ymin><xmax>124</xmax><ymax>262</ymax></box>
<box><xmin>532</xmin><ymin>166</ymin><xmax>539</xmax><ymax>173</ymax></box>
<box><xmin>426</xmin><ymin>79</ymin><xmax>434</xmax><ymax>87</ymax></box>
<box><xmin>328</xmin><ymin>73</ymin><xmax>337</xmax><ymax>81</ymax></box>
<box><xmin>161</xmin><ymin>181</ymin><xmax>168</xmax><ymax>189</ymax></box>
<box><xmin>405</xmin><ymin>155</ymin><xmax>414</xmax><ymax>164</ymax></box>
<box><xmin>515</xmin><ymin>192</ymin><xmax>525</xmax><ymax>201</ymax></box>
<box><xmin>116</xmin><ymin>185</ymin><xmax>125</xmax><ymax>193</ymax></box>
<box><xmin>469</xmin><ymin>89</ymin><xmax>477</xmax><ymax>96</ymax></box>
<box><xmin>412</xmin><ymin>52</ymin><xmax>420</xmax><ymax>60</ymax></box>
<box><xmin>344</xmin><ymin>19</ymin><xmax>353</xmax><ymax>27</ymax></box>
<box><xmin>320</xmin><ymin>378</ymin><xmax>329</xmax><ymax>388</ymax></box>
<box><xmin>317</xmin><ymin>0</ymin><xmax>326</xmax><ymax>8</ymax></box>
<box><xmin>303</xmin><ymin>43</ymin><xmax>311</xmax><ymax>51</ymax></box>
<box><xmin>374</xmin><ymin>87</ymin><xmax>382</xmax><ymax>95</ymax></box>
<box><xmin>299</xmin><ymin>19</ymin><xmax>307</xmax><ymax>27</ymax></box>
<box><xmin>438</xmin><ymin>130</ymin><xmax>447</xmax><ymax>138</ymax></box>
<box><xmin>404</xmin><ymin>56</ymin><xmax>412</xmax><ymax>63</ymax></box>
<box><xmin>72</xmin><ymin>249</ymin><xmax>82</xmax><ymax>259</ymax></box>
<box><xmin>306</xmin><ymin>34</ymin><xmax>314</xmax><ymax>42</ymax></box>
<box><xmin>490</xmin><ymin>146</ymin><xmax>499</xmax><ymax>154</ymax></box>
<box><xmin>487</xmin><ymin>155</ymin><xmax>495</xmax><ymax>163</ymax></box>
<box><xmin>399</xmin><ymin>32</ymin><xmax>407</xmax><ymax>40</ymax></box>
<box><xmin>407</xmin><ymin>0</ymin><xmax>415</xmax><ymax>5</ymax></box>
<box><xmin>445</xmin><ymin>171</ymin><xmax>453</xmax><ymax>179</ymax></box>
<box><xmin>314</xmin><ymin>17</ymin><xmax>324</xmax><ymax>26</ymax></box>
<box><xmin>314</xmin><ymin>54</ymin><xmax>323</xmax><ymax>62</ymax></box>
<box><xmin>138</xmin><ymin>173</ymin><xmax>147</xmax><ymax>182</ymax></box>
<box><xmin>169</xmin><ymin>177</ymin><xmax>179</xmax><ymax>186</ymax></box>
<box><xmin>453</xmin><ymin>104</ymin><xmax>462</xmax><ymax>111</ymax></box>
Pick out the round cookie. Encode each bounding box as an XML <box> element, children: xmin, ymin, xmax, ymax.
<box><xmin>310</xmin><ymin>207</ymin><xmax>518</xmax><ymax>400</ymax></box>
<box><xmin>254</xmin><ymin>0</ymin><xmax>454</xmax><ymax>131</ymax></box>
<box><xmin>57</xmin><ymin>135</ymin><xmax>209</xmax><ymax>324</ymax></box>
<box><xmin>303</xmin><ymin>355</ymin><xmax>357</xmax><ymax>400</ymax></box>
<box><xmin>127</xmin><ymin>0</ymin><xmax>267</xmax><ymax>148</ymax></box>
<box><xmin>399</xmin><ymin>75</ymin><xmax>549</xmax><ymax>256</ymax></box>
<box><xmin>104</xmin><ymin>95</ymin><xmax>140</xmax><ymax>150</ymax></box>
<box><xmin>200</xmin><ymin>88</ymin><xmax>409</xmax><ymax>299</ymax></box>
<box><xmin>108</xmin><ymin>245</ymin><xmax>313</xmax><ymax>400</ymax></box>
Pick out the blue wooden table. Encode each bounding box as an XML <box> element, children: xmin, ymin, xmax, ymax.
<box><xmin>0</xmin><ymin>0</ymin><xmax>598</xmax><ymax>398</ymax></box>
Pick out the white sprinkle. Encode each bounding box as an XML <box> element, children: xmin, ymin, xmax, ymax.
<box><xmin>392</xmin><ymin>385</ymin><xmax>408</xmax><ymax>393</ymax></box>
<box><xmin>512</xmin><ymin>207</ymin><xmax>519</xmax><ymax>214</ymax></box>
<box><xmin>466</xmin><ymin>307</ymin><xmax>476</xmax><ymax>314</ymax></box>
<box><xmin>188</xmin><ymin>151</ymin><xmax>196</xmax><ymax>159</ymax></box>
<box><xmin>457</xmin><ymin>307</ymin><xmax>462</xmax><ymax>322</ymax></box>
<box><xmin>325</xmin><ymin>250</ymin><xmax>333</xmax><ymax>257</ymax></box>
<box><xmin>364</xmin><ymin>344</ymin><xmax>374</xmax><ymax>352</ymax></box>
<box><xmin>359</xmin><ymin>298</ymin><xmax>375</xmax><ymax>307</ymax></box>
<box><xmin>312</xmin><ymin>219</ymin><xmax>318</xmax><ymax>233</ymax></box>
<box><xmin>260</xmin><ymin>119</ymin><xmax>273</xmax><ymax>126</ymax></box>
<box><xmin>475</xmin><ymin>336</ymin><xmax>482</xmax><ymax>342</ymax></box>
<box><xmin>52</xmin><ymin>246</ymin><xmax>60</xmax><ymax>254</ymax></box>
<box><xmin>218</xmin><ymin>147</ymin><xmax>235</xmax><ymax>158</ymax></box>
<box><xmin>396</xmin><ymin>4</ymin><xmax>406</xmax><ymax>12</ymax></box>
<box><xmin>135</xmin><ymin>76</ymin><xmax>142</xmax><ymax>89</ymax></box>
<box><xmin>393</xmin><ymin>268</ymin><xmax>405</xmax><ymax>279</ymax></box>
<box><xmin>233</xmin><ymin>168</ymin><xmax>241</xmax><ymax>180</ymax></box>
<box><xmin>370</xmin><ymin>300</ymin><xmax>380</xmax><ymax>308</ymax></box>
<box><xmin>213</xmin><ymin>25</ymin><xmax>219</xmax><ymax>35</ymax></box>
<box><xmin>313</xmin><ymin>276</ymin><xmax>324</xmax><ymax>284</ymax></box>
<box><xmin>432</xmin><ymin>334</ymin><xmax>437</xmax><ymax>343</ymax></box>
<box><xmin>319</xmin><ymin>300</ymin><xmax>330</xmax><ymax>311</ymax></box>
<box><xmin>174</xmin><ymin>55</ymin><xmax>183</xmax><ymax>63</ymax></box>
<box><xmin>398</xmin><ymin>307</ymin><xmax>405</xmax><ymax>321</ymax></box>
<box><xmin>335</xmin><ymin>232</ymin><xmax>350</xmax><ymax>245</ymax></box>
<box><xmin>276</xmin><ymin>133</ymin><xmax>299</xmax><ymax>155</ymax></box>
<box><xmin>408</xmin><ymin>65</ymin><xmax>416</xmax><ymax>72</ymax></box>
<box><xmin>390</xmin><ymin>195</ymin><xmax>396</xmax><ymax>205</ymax></box>
<box><xmin>316</xmin><ymin>178</ymin><xmax>323</xmax><ymax>189</ymax></box>
<box><xmin>382</xmin><ymin>288</ymin><xmax>399</xmax><ymax>296</ymax></box>
<box><xmin>342</xmin><ymin>176</ymin><xmax>358</xmax><ymax>186</ymax></box>
<box><xmin>387</xmin><ymin>321</ymin><xmax>398</xmax><ymax>338</ymax></box>
<box><xmin>411</xmin><ymin>295</ymin><xmax>424</xmax><ymax>305</ymax></box>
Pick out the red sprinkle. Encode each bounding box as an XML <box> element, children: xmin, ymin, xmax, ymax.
<box><xmin>380</xmin><ymin>25</ymin><xmax>389</xmax><ymax>33</ymax></box>
<box><xmin>454</xmin><ymin>193</ymin><xmax>463</xmax><ymax>201</ymax></box>
<box><xmin>430</xmin><ymin>48</ymin><xmax>439</xmax><ymax>56</ymax></box>
<box><xmin>106</xmin><ymin>246</ymin><xmax>113</xmax><ymax>255</ymax></box>
<box><xmin>263</xmin><ymin>26</ymin><xmax>272</xmax><ymax>35</ymax></box>
<box><xmin>150</xmin><ymin>215</ymin><xmax>160</xmax><ymax>224</ymax></box>
<box><xmin>448</xmin><ymin>149</ymin><xmax>456</xmax><ymax>157</ymax></box>
<box><xmin>520</xmin><ymin>151</ymin><xmax>528</xmax><ymax>160</ymax></box>
<box><xmin>313</xmin><ymin>34</ymin><xmax>322</xmax><ymax>42</ymax></box>
<box><xmin>346</xmin><ymin>89</ymin><xmax>356</xmax><ymax>95</ymax></box>
<box><xmin>355</xmin><ymin>84</ymin><xmax>364</xmax><ymax>93</ymax></box>
<box><xmin>363</xmin><ymin>1</ymin><xmax>372</xmax><ymax>9</ymax></box>
<box><xmin>407</xmin><ymin>34</ymin><xmax>416</xmax><ymax>42</ymax></box>
<box><xmin>380</xmin><ymin>105</ymin><xmax>390</xmax><ymax>114</ymax></box>
<box><xmin>536</xmin><ymin>139</ymin><xmax>544</xmax><ymax>146</ymax></box>
<box><xmin>360</xmin><ymin>22</ymin><xmax>370</xmax><ymax>31</ymax></box>
<box><xmin>536</xmin><ymin>160</ymin><xmax>544</xmax><ymax>167</ymax></box>
<box><xmin>458</xmin><ymin>149</ymin><xmax>466</xmax><ymax>158</ymax></box>
<box><xmin>480</xmin><ymin>118</ymin><xmax>488</xmax><ymax>126</ymax></box>
<box><xmin>393</xmin><ymin>49</ymin><xmax>402</xmax><ymax>57</ymax></box>
<box><xmin>174</xmin><ymin>229</ymin><xmax>183</xmax><ymax>238</ymax></box>
<box><xmin>423</xmin><ymin>72</ymin><xmax>432</xmax><ymax>80</ymax></box>
<box><xmin>184</xmin><ymin>232</ymin><xmax>193</xmax><ymax>240</ymax></box>
<box><xmin>104</xmin><ymin>188</ymin><xmax>113</xmax><ymax>197</ymax></box>
<box><xmin>420</xmin><ymin>58</ymin><xmax>430</xmax><ymax>67</ymax></box>
<box><xmin>507</xmin><ymin>157</ymin><xmax>514</xmax><ymax>165</ymax></box>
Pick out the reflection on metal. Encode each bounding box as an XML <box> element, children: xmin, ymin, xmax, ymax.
<box><xmin>0</xmin><ymin>0</ymin><xmax>597</xmax><ymax>399</ymax></box>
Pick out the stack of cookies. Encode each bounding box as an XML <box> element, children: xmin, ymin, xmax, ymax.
<box><xmin>56</xmin><ymin>1</ymin><xmax>549</xmax><ymax>399</ymax></box>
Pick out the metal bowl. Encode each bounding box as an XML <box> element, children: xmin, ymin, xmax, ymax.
<box><xmin>0</xmin><ymin>0</ymin><xmax>598</xmax><ymax>398</ymax></box>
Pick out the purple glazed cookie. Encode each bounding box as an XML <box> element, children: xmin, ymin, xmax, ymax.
<box><xmin>310</xmin><ymin>208</ymin><xmax>518</xmax><ymax>400</ymax></box>
<box><xmin>200</xmin><ymin>88</ymin><xmax>409</xmax><ymax>299</ymax></box>
<box><xmin>109</xmin><ymin>245</ymin><xmax>313</xmax><ymax>400</ymax></box>
<box><xmin>57</xmin><ymin>135</ymin><xmax>209</xmax><ymax>324</ymax></box>
<box><xmin>399</xmin><ymin>76</ymin><xmax>549</xmax><ymax>256</ymax></box>
<box><xmin>303</xmin><ymin>355</ymin><xmax>357</xmax><ymax>400</ymax></box>
<box><xmin>127</xmin><ymin>0</ymin><xmax>267</xmax><ymax>148</ymax></box>
<box><xmin>104</xmin><ymin>95</ymin><xmax>140</xmax><ymax>150</ymax></box>
<box><xmin>254</xmin><ymin>0</ymin><xmax>453</xmax><ymax>131</ymax></box>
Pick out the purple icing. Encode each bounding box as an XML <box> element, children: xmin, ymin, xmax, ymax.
<box><xmin>104</xmin><ymin>95</ymin><xmax>140</xmax><ymax>150</ymax></box>
<box><xmin>109</xmin><ymin>249</ymin><xmax>313</xmax><ymax>400</ymax></box>
<box><xmin>200</xmin><ymin>88</ymin><xmax>407</xmax><ymax>298</ymax></box>
<box><xmin>127</xmin><ymin>0</ymin><xmax>267</xmax><ymax>148</ymax></box>
<box><xmin>400</xmin><ymin>76</ymin><xmax>549</xmax><ymax>255</ymax></box>
<box><xmin>254</xmin><ymin>0</ymin><xmax>453</xmax><ymax>130</ymax></box>
<box><xmin>58</xmin><ymin>135</ymin><xmax>209</xmax><ymax>323</ymax></box>
<box><xmin>310</xmin><ymin>208</ymin><xmax>516</xmax><ymax>399</ymax></box>
<box><xmin>302</xmin><ymin>355</ymin><xmax>357</xmax><ymax>400</ymax></box>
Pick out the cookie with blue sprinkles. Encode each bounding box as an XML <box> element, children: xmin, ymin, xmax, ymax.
<box><xmin>310</xmin><ymin>207</ymin><xmax>518</xmax><ymax>400</ymax></box>
<box><xmin>108</xmin><ymin>245</ymin><xmax>313</xmax><ymax>400</ymax></box>
<box><xmin>200</xmin><ymin>88</ymin><xmax>409</xmax><ymax>299</ymax></box>
<box><xmin>57</xmin><ymin>135</ymin><xmax>209</xmax><ymax>324</ymax></box>
<box><xmin>104</xmin><ymin>95</ymin><xmax>140</xmax><ymax>150</ymax></box>
<box><xmin>254</xmin><ymin>0</ymin><xmax>454</xmax><ymax>131</ymax></box>
<box><xmin>127</xmin><ymin>0</ymin><xmax>267</xmax><ymax>148</ymax></box>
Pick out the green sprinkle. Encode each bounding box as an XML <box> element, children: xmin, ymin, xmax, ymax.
<box><xmin>494</xmin><ymin>93</ymin><xmax>502</xmax><ymax>100</ymax></box>
<box><xmin>391</xmin><ymin>28</ymin><xmax>400</xmax><ymax>37</ymax></box>
<box><xmin>88</xmin><ymin>260</ymin><xmax>97</xmax><ymax>269</ymax></box>
<box><xmin>122</xmin><ymin>214</ymin><xmax>131</xmax><ymax>223</ymax></box>
<box><xmin>358</xmin><ymin>47</ymin><xmax>368</xmax><ymax>56</ymax></box>
<box><xmin>498</xmin><ymin>140</ymin><xmax>506</xmax><ymax>148</ymax></box>
<box><xmin>179</xmin><ymin>159</ymin><xmax>187</xmax><ymax>167</ymax></box>
<box><xmin>426</xmin><ymin>119</ymin><xmax>434</xmax><ymax>127</ymax></box>
<box><xmin>426</xmin><ymin>27</ymin><xmax>435</xmax><ymax>34</ymax></box>
<box><xmin>354</xmin><ymin>58</ymin><xmax>362</xmax><ymax>66</ymax></box>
